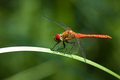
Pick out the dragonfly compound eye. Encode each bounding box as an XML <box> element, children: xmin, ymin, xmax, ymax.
<box><xmin>54</xmin><ymin>34</ymin><xmax>61</xmax><ymax>43</ymax></box>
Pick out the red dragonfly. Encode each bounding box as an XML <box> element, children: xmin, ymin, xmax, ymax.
<box><xmin>43</xmin><ymin>15</ymin><xmax>112</xmax><ymax>62</ymax></box>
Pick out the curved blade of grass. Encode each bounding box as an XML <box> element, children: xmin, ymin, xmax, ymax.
<box><xmin>0</xmin><ymin>46</ymin><xmax>119</xmax><ymax>79</ymax></box>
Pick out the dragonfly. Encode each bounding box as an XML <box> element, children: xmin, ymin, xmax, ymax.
<box><xmin>43</xmin><ymin>15</ymin><xmax>112</xmax><ymax>62</ymax></box>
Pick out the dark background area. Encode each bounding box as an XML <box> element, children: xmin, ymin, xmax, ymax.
<box><xmin>0</xmin><ymin>0</ymin><xmax>119</xmax><ymax>80</ymax></box>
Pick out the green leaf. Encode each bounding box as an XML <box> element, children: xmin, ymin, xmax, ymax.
<box><xmin>0</xmin><ymin>46</ymin><xmax>120</xmax><ymax>79</ymax></box>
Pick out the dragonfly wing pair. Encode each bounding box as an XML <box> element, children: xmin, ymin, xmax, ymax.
<box><xmin>59</xmin><ymin>20</ymin><xmax>86</xmax><ymax>61</ymax></box>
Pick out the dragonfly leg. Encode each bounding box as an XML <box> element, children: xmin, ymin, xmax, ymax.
<box><xmin>51</xmin><ymin>42</ymin><xmax>59</xmax><ymax>50</ymax></box>
<box><xmin>52</xmin><ymin>42</ymin><xmax>67</xmax><ymax>51</ymax></box>
<box><xmin>62</xmin><ymin>42</ymin><xmax>67</xmax><ymax>51</ymax></box>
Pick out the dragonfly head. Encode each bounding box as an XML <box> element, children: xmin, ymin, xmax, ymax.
<box><xmin>54</xmin><ymin>34</ymin><xmax>62</xmax><ymax>43</ymax></box>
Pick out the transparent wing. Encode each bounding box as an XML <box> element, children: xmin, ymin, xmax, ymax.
<box><xmin>43</xmin><ymin>15</ymin><xmax>70</xmax><ymax>30</ymax></box>
<box><xmin>67</xmin><ymin>39</ymin><xmax>79</xmax><ymax>54</ymax></box>
<box><xmin>76</xmin><ymin>38</ymin><xmax>86</xmax><ymax>62</ymax></box>
<box><xmin>58</xmin><ymin>20</ymin><xmax>71</xmax><ymax>30</ymax></box>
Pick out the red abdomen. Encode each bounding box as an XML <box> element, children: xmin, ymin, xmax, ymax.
<box><xmin>77</xmin><ymin>33</ymin><xmax>112</xmax><ymax>39</ymax></box>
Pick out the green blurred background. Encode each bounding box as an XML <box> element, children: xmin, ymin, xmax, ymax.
<box><xmin>0</xmin><ymin>0</ymin><xmax>120</xmax><ymax>80</ymax></box>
